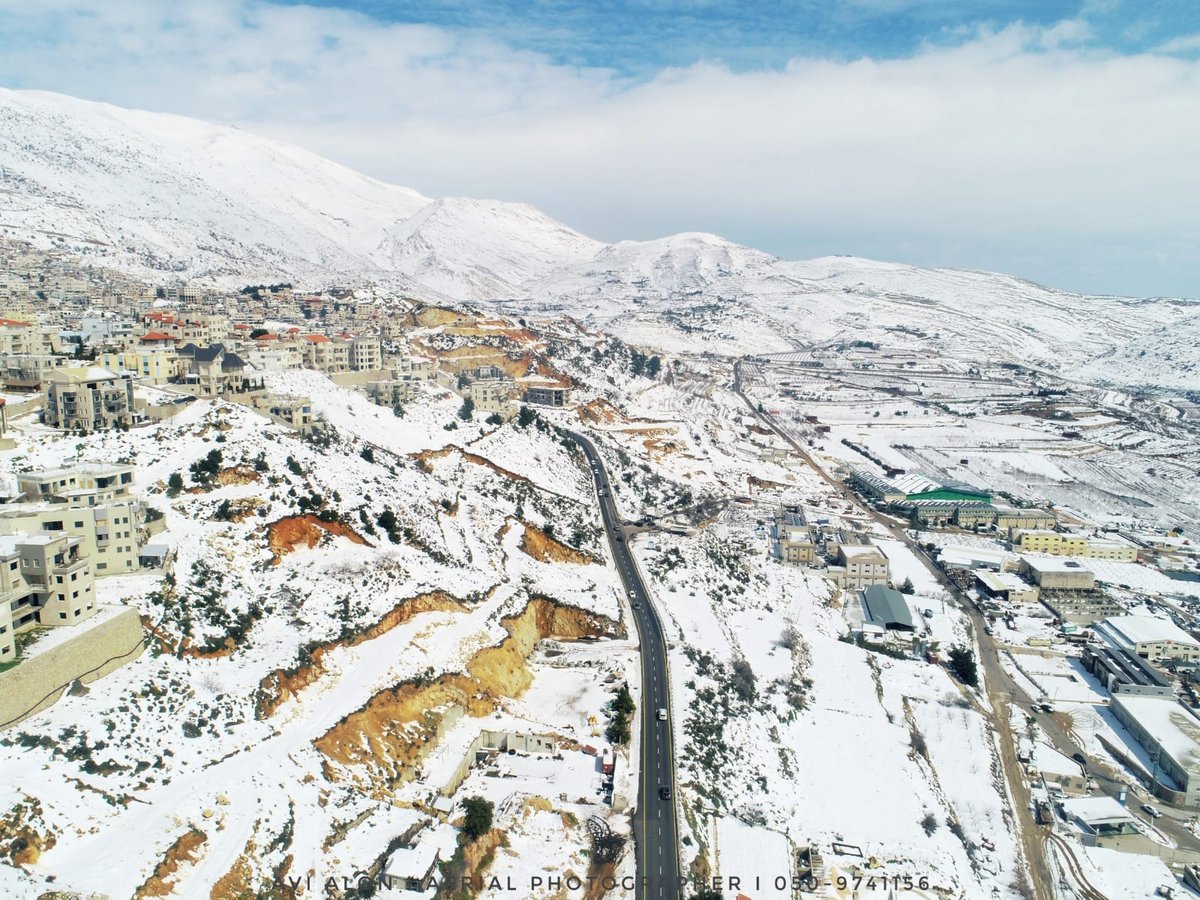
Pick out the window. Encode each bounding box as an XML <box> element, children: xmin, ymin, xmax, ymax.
<box><xmin>58</xmin><ymin>612</ymin><xmax>67</xmax><ymax>620</ymax></box>
<box><xmin>42</xmin><ymin>521</ymin><xmax>63</xmax><ymax>531</ymax></box>
<box><xmin>96</xmin><ymin>563</ymin><xmax>106</xmax><ymax>571</ymax></box>
<box><xmin>6</xmin><ymin>562</ymin><xmax>14</xmax><ymax>571</ymax></box>
<box><xmin>73</xmin><ymin>609</ymin><xmax>80</xmax><ymax>617</ymax></box>
<box><xmin>71</xmin><ymin>591</ymin><xmax>78</xmax><ymax>599</ymax></box>
<box><xmin>74</xmin><ymin>521</ymin><xmax>83</xmax><ymax>528</ymax></box>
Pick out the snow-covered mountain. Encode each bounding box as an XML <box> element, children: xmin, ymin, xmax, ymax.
<box><xmin>2</xmin><ymin>88</ymin><xmax>1197</xmax><ymax>388</ymax></box>
<box><xmin>0</xmin><ymin>88</ymin><xmax>596</xmax><ymax>294</ymax></box>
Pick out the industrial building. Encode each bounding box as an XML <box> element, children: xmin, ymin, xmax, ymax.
<box><xmin>774</xmin><ymin>508</ymin><xmax>815</xmax><ymax>566</ymax></box>
<box><xmin>973</xmin><ymin>569</ymin><xmax>1039</xmax><ymax>603</ymax></box>
<box><xmin>1110</xmin><ymin>695</ymin><xmax>1200</xmax><ymax>807</ymax></box>
<box><xmin>1019</xmin><ymin>557</ymin><xmax>1096</xmax><ymax>591</ymax></box>
<box><xmin>860</xmin><ymin>584</ymin><xmax>915</xmax><ymax>632</ymax></box>
<box><xmin>828</xmin><ymin>543</ymin><xmax>889</xmax><ymax>590</ymax></box>
<box><xmin>1096</xmin><ymin>615</ymin><xmax>1200</xmax><ymax>663</ymax></box>
<box><xmin>1082</xmin><ymin>645</ymin><xmax>1174</xmax><ymax>698</ymax></box>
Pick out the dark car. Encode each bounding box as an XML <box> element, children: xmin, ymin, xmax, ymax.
<box><xmin>1072</xmin><ymin>752</ymin><xmax>1088</xmax><ymax>767</ymax></box>
<box><xmin>659</xmin><ymin>786</ymin><xmax>672</xmax><ymax>800</ymax></box>
<box><xmin>615</xmin><ymin>535</ymin><xmax>625</xmax><ymax>542</ymax></box>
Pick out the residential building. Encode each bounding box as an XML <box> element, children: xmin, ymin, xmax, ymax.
<box><xmin>0</xmin><ymin>318</ymin><xmax>62</xmax><ymax>356</ymax></box>
<box><xmin>0</xmin><ymin>531</ymin><xmax>96</xmax><ymax>660</ymax></box>
<box><xmin>302</xmin><ymin>334</ymin><xmax>350</xmax><ymax>373</ymax></box>
<box><xmin>43</xmin><ymin>367</ymin><xmax>136</xmax><ymax>431</ymax></box>
<box><xmin>252</xmin><ymin>394</ymin><xmax>321</xmax><ymax>434</ymax></box>
<box><xmin>1</xmin><ymin>354</ymin><xmax>69</xmax><ymax>392</ymax></box>
<box><xmin>176</xmin><ymin>344</ymin><xmax>261</xmax><ymax>396</ymax></box>
<box><xmin>99</xmin><ymin>348</ymin><xmax>179</xmax><ymax>385</ymax></box>
<box><xmin>469</xmin><ymin>379</ymin><xmax>516</xmax><ymax>418</ymax></box>
<box><xmin>6</xmin><ymin>464</ymin><xmax>143</xmax><ymax>575</ymax></box>
<box><xmin>523</xmin><ymin>383</ymin><xmax>570</xmax><ymax>407</ymax></box>
<box><xmin>1096</xmin><ymin>615</ymin><xmax>1200</xmax><ymax>663</ymax></box>
<box><xmin>349</xmin><ymin>335</ymin><xmax>382</xmax><ymax>371</ymax></box>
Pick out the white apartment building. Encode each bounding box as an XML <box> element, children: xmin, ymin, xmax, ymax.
<box><xmin>350</xmin><ymin>335</ymin><xmax>382</xmax><ymax>371</ymax></box>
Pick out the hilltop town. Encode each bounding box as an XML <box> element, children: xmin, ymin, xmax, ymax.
<box><xmin>0</xmin><ymin>224</ymin><xmax>1197</xmax><ymax>900</ymax></box>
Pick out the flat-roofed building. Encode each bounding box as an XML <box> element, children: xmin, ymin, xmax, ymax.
<box><xmin>775</xmin><ymin>508</ymin><xmax>815</xmax><ymax>566</ymax></box>
<box><xmin>98</xmin><ymin>348</ymin><xmax>179</xmax><ymax>385</ymax></box>
<box><xmin>831</xmin><ymin>543</ymin><xmax>889</xmax><ymax>590</ymax></box>
<box><xmin>0</xmin><ymin>531</ymin><xmax>97</xmax><ymax>660</ymax></box>
<box><xmin>995</xmin><ymin>507</ymin><xmax>1056</xmax><ymax>531</ymax></box>
<box><xmin>1044</xmin><ymin>594</ymin><xmax>1126</xmax><ymax>625</ymax></box>
<box><xmin>43</xmin><ymin>366</ymin><xmax>135</xmax><ymax>431</ymax></box>
<box><xmin>974</xmin><ymin>569</ymin><xmax>1039</xmax><ymax>603</ymax></box>
<box><xmin>1110</xmin><ymin>695</ymin><xmax>1200</xmax><ymax>807</ymax></box>
<box><xmin>2</xmin><ymin>464</ymin><xmax>142</xmax><ymax>575</ymax></box>
<box><xmin>1020</xmin><ymin>556</ymin><xmax>1096</xmax><ymax>590</ymax></box>
<box><xmin>1082</xmin><ymin>645</ymin><xmax>1174</xmax><ymax>698</ymax></box>
<box><xmin>1097</xmin><ymin>615</ymin><xmax>1200</xmax><ymax>663</ymax></box>
<box><xmin>469</xmin><ymin>379</ymin><xmax>516</xmax><ymax>418</ymax></box>
<box><xmin>1012</xmin><ymin>531</ymin><xmax>1090</xmax><ymax>556</ymax></box>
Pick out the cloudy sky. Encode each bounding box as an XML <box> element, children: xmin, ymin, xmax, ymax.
<box><xmin>1</xmin><ymin>0</ymin><xmax>1198</xmax><ymax>297</ymax></box>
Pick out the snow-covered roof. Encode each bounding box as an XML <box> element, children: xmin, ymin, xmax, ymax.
<box><xmin>1110</xmin><ymin>696</ymin><xmax>1200</xmax><ymax>773</ymax></box>
<box><xmin>384</xmin><ymin>840</ymin><xmax>440</xmax><ymax>880</ymax></box>
<box><xmin>1020</xmin><ymin>555</ymin><xmax>1094</xmax><ymax>574</ymax></box>
<box><xmin>1059</xmin><ymin>796</ymin><xmax>1135</xmax><ymax>826</ymax></box>
<box><xmin>1101</xmin><ymin>614</ymin><xmax>1199</xmax><ymax>648</ymax></box>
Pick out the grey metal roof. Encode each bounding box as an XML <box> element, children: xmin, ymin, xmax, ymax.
<box><xmin>862</xmin><ymin>584</ymin><xmax>915</xmax><ymax>630</ymax></box>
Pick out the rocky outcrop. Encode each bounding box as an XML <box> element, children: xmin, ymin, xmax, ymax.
<box><xmin>266</xmin><ymin>514</ymin><xmax>370</xmax><ymax>565</ymax></box>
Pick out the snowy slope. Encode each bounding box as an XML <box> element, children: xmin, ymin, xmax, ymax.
<box><xmin>0</xmin><ymin>89</ymin><xmax>596</xmax><ymax>294</ymax></box>
<box><xmin>2</xmin><ymin>88</ymin><xmax>1198</xmax><ymax>387</ymax></box>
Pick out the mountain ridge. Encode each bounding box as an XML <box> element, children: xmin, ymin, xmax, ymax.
<box><xmin>1</xmin><ymin>87</ymin><xmax>1197</xmax><ymax>388</ymax></box>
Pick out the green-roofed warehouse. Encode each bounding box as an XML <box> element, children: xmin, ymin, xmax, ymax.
<box><xmin>905</xmin><ymin>482</ymin><xmax>991</xmax><ymax>503</ymax></box>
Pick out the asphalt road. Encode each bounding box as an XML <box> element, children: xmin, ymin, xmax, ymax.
<box><xmin>568</xmin><ymin>430</ymin><xmax>683</xmax><ymax>900</ymax></box>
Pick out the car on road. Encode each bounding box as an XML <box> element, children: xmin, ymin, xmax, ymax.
<box><xmin>659</xmin><ymin>786</ymin><xmax>672</xmax><ymax>800</ymax></box>
<box><xmin>632</xmin><ymin>602</ymin><xmax>641</xmax><ymax>610</ymax></box>
<box><xmin>983</xmin><ymin>625</ymin><xmax>994</xmax><ymax>636</ymax></box>
<box><xmin>615</xmin><ymin>535</ymin><xmax>625</xmax><ymax>542</ymax></box>
<box><xmin>657</xmin><ymin>708</ymin><xmax>667</xmax><ymax>721</ymax></box>
<box><xmin>1143</xmin><ymin>803</ymin><xmax>1163</xmax><ymax>819</ymax></box>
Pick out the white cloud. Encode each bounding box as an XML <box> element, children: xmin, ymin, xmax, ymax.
<box><xmin>1</xmin><ymin>0</ymin><xmax>1198</xmax><ymax>296</ymax></box>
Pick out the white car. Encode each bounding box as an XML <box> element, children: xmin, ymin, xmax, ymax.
<box><xmin>657</xmin><ymin>708</ymin><xmax>667</xmax><ymax>721</ymax></box>
<box><xmin>1143</xmin><ymin>803</ymin><xmax>1163</xmax><ymax>819</ymax></box>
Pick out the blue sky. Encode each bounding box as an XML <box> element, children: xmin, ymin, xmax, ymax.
<box><xmin>279</xmin><ymin>0</ymin><xmax>1194</xmax><ymax>72</ymax></box>
<box><xmin>1</xmin><ymin>0</ymin><xmax>1198</xmax><ymax>297</ymax></box>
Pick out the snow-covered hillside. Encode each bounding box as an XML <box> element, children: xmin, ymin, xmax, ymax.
<box><xmin>2</xmin><ymin>88</ymin><xmax>1197</xmax><ymax>388</ymax></box>
<box><xmin>0</xmin><ymin>89</ymin><xmax>595</xmax><ymax>294</ymax></box>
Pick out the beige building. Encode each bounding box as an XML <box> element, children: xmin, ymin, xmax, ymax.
<box><xmin>995</xmin><ymin>507</ymin><xmax>1056</xmax><ymax>531</ymax></box>
<box><xmin>2</xmin><ymin>354</ymin><xmax>70</xmax><ymax>392</ymax></box>
<box><xmin>99</xmin><ymin>348</ymin><xmax>180</xmax><ymax>385</ymax></box>
<box><xmin>829</xmin><ymin>544</ymin><xmax>890</xmax><ymax>590</ymax></box>
<box><xmin>252</xmin><ymin>394</ymin><xmax>321</xmax><ymax>434</ymax></box>
<box><xmin>469</xmin><ymin>379</ymin><xmax>516</xmax><ymax>418</ymax></box>
<box><xmin>3</xmin><ymin>464</ymin><xmax>143</xmax><ymax>575</ymax></box>
<box><xmin>349</xmin><ymin>335</ymin><xmax>382</xmax><ymax>371</ymax></box>
<box><xmin>1012</xmin><ymin>531</ymin><xmax>1090</xmax><ymax>555</ymax></box>
<box><xmin>302</xmin><ymin>334</ymin><xmax>350</xmax><ymax>373</ymax></box>
<box><xmin>0</xmin><ymin>318</ymin><xmax>62</xmax><ymax>357</ymax></box>
<box><xmin>43</xmin><ymin>366</ymin><xmax>136</xmax><ymax>431</ymax></box>
<box><xmin>1019</xmin><ymin>556</ymin><xmax>1096</xmax><ymax>590</ymax></box>
<box><xmin>0</xmin><ymin>531</ymin><xmax>96</xmax><ymax>660</ymax></box>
